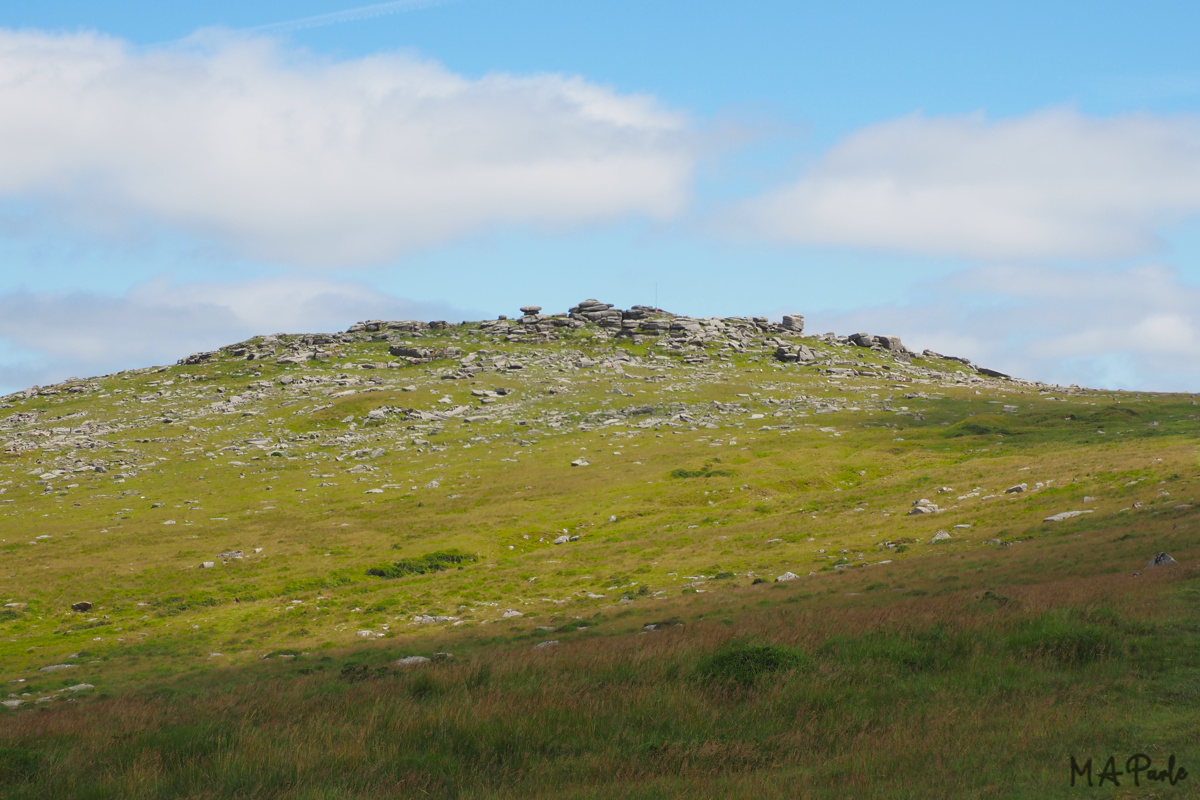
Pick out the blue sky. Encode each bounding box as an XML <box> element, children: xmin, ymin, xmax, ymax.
<box><xmin>2</xmin><ymin>0</ymin><xmax>1200</xmax><ymax>392</ymax></box>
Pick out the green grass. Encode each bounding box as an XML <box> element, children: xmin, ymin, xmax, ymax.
<box><xmin>1</xmin><ymin>319</ymin><xmax>1198</xmax><ymax>796</ymax></box>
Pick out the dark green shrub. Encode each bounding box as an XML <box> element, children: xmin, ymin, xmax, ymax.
<box><xmin>367</xmin><ymin>549</ymin><xmax>478</xmax><ymax>579</ymax></box>
<box><xmin>670</xmin><ymin>463</ymin><xmax>732</xmax><ymax>478</ymax></box>
<box><xmin>695</xmin><ymin>642</ymin><xmax>806</xmax><ymax>686</ymax></box>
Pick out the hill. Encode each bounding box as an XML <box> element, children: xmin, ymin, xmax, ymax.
<box><xmin>1</xmin><ymin>300</ymin><xmax>1198</xmax><ymax>798</ymax></box>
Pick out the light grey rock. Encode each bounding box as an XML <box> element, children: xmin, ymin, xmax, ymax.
<box><xmin>1043</xmin><ymin>510</ymin><xmax>1093</xmax><ymax>522</ymax></box>
<box><xmin>930</xmin><ymin>530</ymin><xmax>951</xmax><ymax>542</ymax></box>
<box><xmin>1148</xmin><ymin>552</ymin><xmax>1177</xmax><ymax>568</ymax></box>
<box><xmin>570</xmin><ymin>458</ymin><xmax>589</xmax><ymax>467</ymax></box>
<box><xmin>533</xmin><ymin>640</ymin><xmax>559</xmax><ymax>649</ymax></box>
<box><xmin>849</xmin><ymin>332</ymin><xmax>875</xmax><ymax>347</ymax></box>
<box><xmin>39</xmin><ymin>664</ymin><xmax>77</xmax><ymax>672</ymax></box>
<box><xmin>876</xmin><ymin>335</ymin><xmax>903</xmax><ymax>351</ymax></box>
<box><xmin>396</xmin><ymin>656</ymin><xmax>431</xmax><ymax>666</ymax></box>
<box><xmin>775</xmin><ymin>571</ymin><xmax>800</xmax><ymax>582</ymax></box>
<box><xmin>907</xmin><ymin>498</ymin><xmax>940</xmax><ymax>515</ymax></box>
<box><xmin>553</xmin><ymin>534</ymin><xmax>570</xmax><ymax>544</ymax></box>
<box><xmin>502</xmin><ymin>609</ymin><xmax>523</xmax><ymax>618</ymax></box>
<box><xmin>1005</xmin><ymin>483</ymin><xmax>1028</xmax><ymax>494</ymax></box>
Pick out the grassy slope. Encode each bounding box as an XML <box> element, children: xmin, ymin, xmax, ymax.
<box><xmin>1</xmin><ymin>319</ymin><xmax>1198</xmax><ymax>797</ymax></box>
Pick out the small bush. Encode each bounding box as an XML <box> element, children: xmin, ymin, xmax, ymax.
<box><xmin>339</xmin><ymin>664</ymin><xmax>371</xmax><ymax>683</ymax></box>
<box><xmin>367</xmin><ymin>549</ymin><xmax>478</xmax><ymax>579</ymax></box>
<box><xmin>695</xmin><ymin>642</ymin><xmax>806</xmax><ymax>686</ymax></box>
<box><xmin>670</xmin><ymin>463</ymin><xmax>732</xmax><ymax>479</ymax></box>
<box><xmin>154</xmin><ymin>594</ymin><xmax>221</xmax><ymax>616</ymax></box>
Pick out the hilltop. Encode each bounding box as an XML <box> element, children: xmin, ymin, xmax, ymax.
<box><xmin>1</xmin><ymin>299</ymin><xmax>1198</xmax><ymax>798</ymax></box>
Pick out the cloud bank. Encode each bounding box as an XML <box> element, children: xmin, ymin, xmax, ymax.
<box><xmin>0</xmin><ymin>29</ymin><xmax>692</xmax><ymax>266</ymax></box>
<box><xmin>808</xmin><ymin>263</ymin><xmax>1200</xmax><ymax>392</ymax></box>
<box><xmin>744</xmin><ymin>109</ymin><xmax>1200</xmax><ymax>260</ymax></box>
<box><xmin>0</xmin><ymin>277</ymin><xmax>471</xmax><ymax>393</ymax></box>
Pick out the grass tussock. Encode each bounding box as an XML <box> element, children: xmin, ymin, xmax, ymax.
<box><xmin>366</xmin><ymin>549</ymin><xmax>478</xmax><ymax>579</ymax></box>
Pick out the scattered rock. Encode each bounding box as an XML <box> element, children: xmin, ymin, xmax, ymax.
<box><xmin>1004</xmin><ymin>483</ymin><xmax>1028</xmax><ymax>494</ymax></box>
<box><xmin>1147</xmin><ymin>552</ymin><xmax>1177</xmax><ymax>568</ymax></box>
<box><xmin>930</xmin><ymin>531</ymin><xmax>951</xmax><ymax>542</ymax></box>
<box><xmin>570</xmin><ymin>458</ymin><xmax>589</xmax><ymax>467</ymax></box>
<box><xmin>775</xmin><ymin>571</ymin><xmax>800</xmax><ymax>582</ymax></box>
<box><xmin>907</xmin><ymin>498</ymin><xmax>941</xmax><ymax>515</ymax></box>
<box><xmin>502</xmin><ymin>609</ymin><xmax>523</xmax><ymax>618</ymax></box>
<box><xmin>70</xmin><ymin>601</ymin><xmax>92</xmax><ymax>612</ymax></box>
<box><xmin>533</xmin><ymin>640</ymin><xmax>559</xmax><ymax>649</ymax></box>
<box><xmin>396</xmin><ymin>655</ymin><xmax>431</xmax><ymax>666</ymax></box>
<box><xmin>553</xmin><ymin>535</ymin><xmax>570</xmax><ymax>544</ymax></box>
<box><xmin>199</xmin><ymin>561</ymin><xmax>215</xmax><ymax>569</ymax></box>
<box><xmin>39</xmin><ymin>664</ymin><xmax>77</xmax><ymax>672</ymax></box>
<box><xmin>1043</xmin><ymin>510</ymin><xmax>1093</xmax><ymax>523</ymax></box>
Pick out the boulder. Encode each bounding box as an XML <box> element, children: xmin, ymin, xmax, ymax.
<box><xmin>930</xmin><ymin>531</ymin><xmax>951</xmax><ymax>542</ymax></box>
<box><xmin>775</xmin><ymin>571</ymin><xmax>800</xmax><ymax>582</ymax></box>
<box><xmin>876</xmin><ymin>335</ymin><xmax>903</xmax><ymax>351</ymax></box>
<box><xmin>1004</xmin><ymin>483</ymin><xmax>1028</xmax><ymax>494</ymax></box>
<box><xmin>389</xmin><ymin>345</ymin><xmax>432</xmax><ymax>359</ymax></box>
<box><xmin>1043</xmin><ymin>510</ymin><xmax>1093</xmax><ymax>523</ymax></box>
<box><xmin>907</xmin><ymin>498</ymin><xmax>940</xmax><ymax>515</ymax></box>
<box><xmin>849</xmin><ymin>332</ymin><xmax>875</xmax><ymax>348</ymax></box>
<box><xmin>1147</xmin><ymin>552</ymin><xmax>1177</xmax><ymax>568</ymax></box>
<box><xmin>781</xmin><ymin>314</ymin><xmax>804</xmax><ymax>332</ymax></box>
<box><xmin>70</xmin><ymin>601</ymin><xmax>92</xmax><ymax>613</ymax></box>
<box><xmin>396</xmin><ymin>655</ymin><xmax>431</xmax><ymax>667</ymax></box>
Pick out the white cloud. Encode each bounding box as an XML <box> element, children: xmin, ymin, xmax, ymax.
<box><xmin>743</xmin><ymin>109</ymin><xmax>1200</xmax><ymax>260</ymax></box>
<box><xmin>0</xmin><ymin>29</ymin><xmax>693</xmax><ymax>266</ymax></box>
<box><xmin>806</xmin><ymin>263</ymin><xmax>1200</xmax><ymax>392</ymax></box>
<box><xmin>0</xmin><ymin>276</ymin><xmax>473</xmax><ymax>393</ymax></box>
